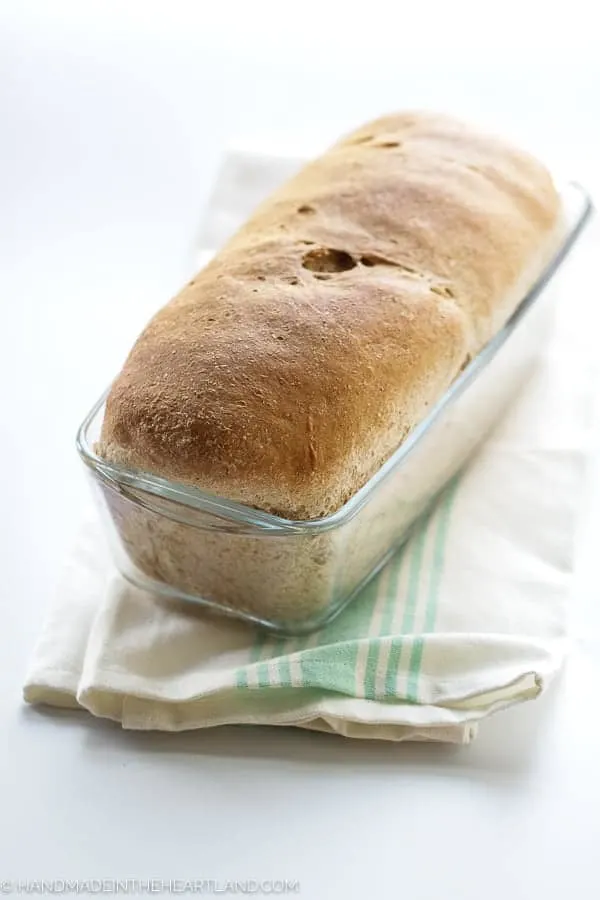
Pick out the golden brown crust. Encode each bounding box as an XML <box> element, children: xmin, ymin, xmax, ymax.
<box><xmin>99</xmin><ymin>111</ymin><xmax>560</xmax><ymax>518</ymax></box>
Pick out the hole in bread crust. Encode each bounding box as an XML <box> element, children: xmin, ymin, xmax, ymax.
<box><xmin>360</xmin><ymin>254</ymin><xmax>393</xmax><ymax>267</ymax></box>
<box><xmin>348</xmin><ymin>135</ymin><xmax>401</xmax><ymax>149</ymax></box>
<box><xmin>359</xmin><ymin>254</ymin><xmax>423</xmax><ymax>277</ymax></box>
<box><xmin>297</xmin><ymin>205</ymin><xmax>316</xmax><ymax>214</ymax></box>
<box><xmin>359</xmin><ymin>254</ymin><xmax>416</xmax><ymax>271</ymax></box>
<box><xmin>430</xmin><ymin>284</ymin><xmax>456</xmax><ymax>299</ymax></box>
<box><xmin>302</xmin><ymin>248</ymin><xmax>356</xmax><ymax>273</ymax></box>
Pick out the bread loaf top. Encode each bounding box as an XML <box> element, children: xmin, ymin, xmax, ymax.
<box><xmin>98</xmin><ymin>111</ymin><xmax>560</xmax><ymax>519</ymax></box>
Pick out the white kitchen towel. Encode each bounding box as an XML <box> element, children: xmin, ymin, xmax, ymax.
<box><xmin>23</xmin><ymin>148</ymin><xmax>595</xmax><ymax>743</ymax></box>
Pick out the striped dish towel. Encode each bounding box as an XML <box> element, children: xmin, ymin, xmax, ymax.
<box><xmin>23</xmin><ymin>148</ymin><xmax>594</xmax><ymax>743</ymax></box>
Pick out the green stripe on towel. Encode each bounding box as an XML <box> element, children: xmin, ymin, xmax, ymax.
<box><xmin>406</xmin><ymin>477</ymin><xmax>460</xmax><ymax>702</ymax></box>
<box><xmin>383</xmin><ymin>521</ymin><xmax>428</xmax><ymax>696</ymax></box>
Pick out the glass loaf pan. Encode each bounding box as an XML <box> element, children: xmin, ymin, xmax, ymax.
<box><xmin>77</xmin><ymin>181</ymin><xmax>593</xmax><ymax>635</ymax></box>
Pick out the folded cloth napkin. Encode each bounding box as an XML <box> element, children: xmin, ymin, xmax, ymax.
<box><xmin>23</xmin><ymin>148</ymin><xmax>594</xmax><ymax>743</ymax></box>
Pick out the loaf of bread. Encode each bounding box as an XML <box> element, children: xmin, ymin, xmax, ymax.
<box><xmin>98</xmin><ymin>111</ymin><xmax>560</xmax><ymax>520</ymax></box>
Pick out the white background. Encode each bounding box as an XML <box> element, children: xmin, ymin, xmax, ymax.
<box><xmin>1</xmin><ymin>2</ymin><xmax>600</xmax><ymax>897</ymax></box>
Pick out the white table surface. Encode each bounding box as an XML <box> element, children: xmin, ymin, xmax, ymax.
<box><xmin>2</xmin><ymin>3</ymin><xmax>600</xmax><ymax>897</ymax></box>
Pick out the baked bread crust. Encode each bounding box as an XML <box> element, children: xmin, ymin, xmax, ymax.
<box><xmin>99</xmin><ymin>111</ymin><xmax>559</xmax><ymax>518</ymax></box>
